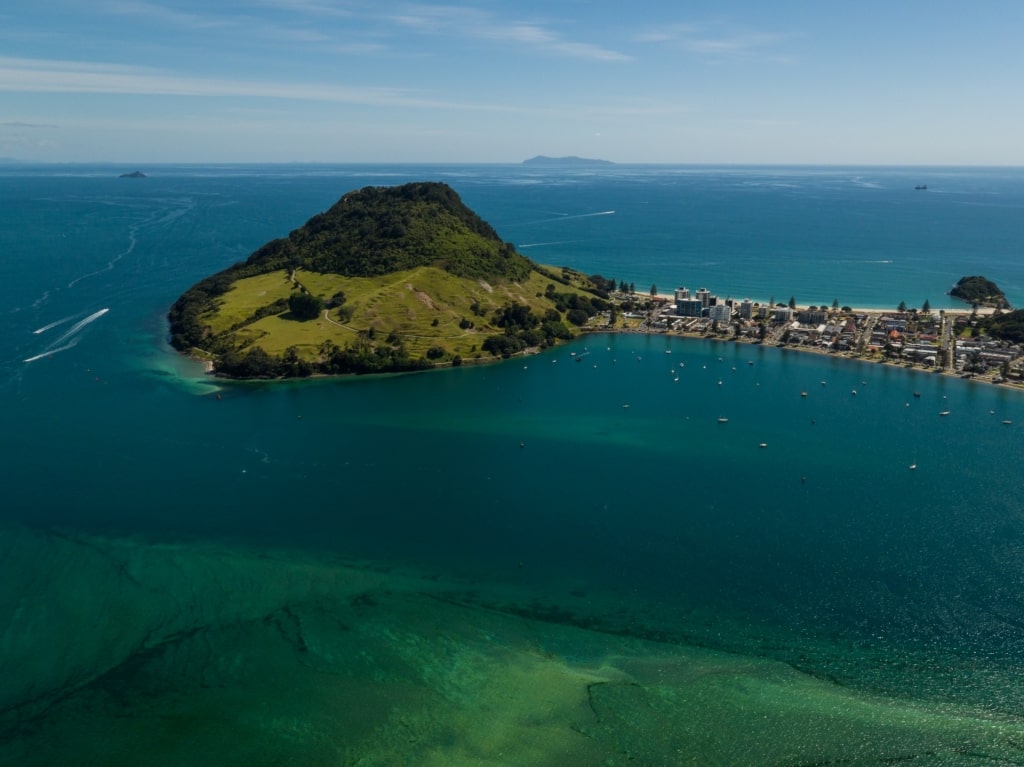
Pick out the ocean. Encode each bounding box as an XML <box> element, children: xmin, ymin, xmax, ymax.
<box><xmin>3</xmin><ymin>163</ymin><xmax>1024</xmax><ymax>764</ymax></box>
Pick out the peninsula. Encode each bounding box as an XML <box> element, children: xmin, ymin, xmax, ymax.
<box><xmin>170</xmin><ymin>182</ymin><xmax>1024</xmax><ymax>387</ymax></box>
<box><xmin>168</xmin><ymin>182</ymin><xmax>610</xmax><ymax>377</ymax></box>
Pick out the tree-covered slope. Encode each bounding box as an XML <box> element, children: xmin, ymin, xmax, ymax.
<box><xmin>244</xmin><ymin>182</ymin><xmax>533</xmax><ymax>280</ymax></box>
<box><xmin>985</xmin><ymin>309</ymin><xmax>1024</xmax><ymax>343</ymax></box>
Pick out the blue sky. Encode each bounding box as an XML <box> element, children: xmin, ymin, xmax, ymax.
<box><xmin>2</xmin><ymin>1</ymin><xmax>1023</xmax><ymax>164</ymax></box>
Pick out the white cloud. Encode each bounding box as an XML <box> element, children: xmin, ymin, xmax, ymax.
<box><xmin>635</xmin><ymin>21</ymin><xmax>786</xmax><ymax>60</ymax></box>
<box><xmin>250</xmin><ymin>0</ymin><xmax>354</xmax><ymax>19</ymax></box>
<box><xmin>392</xmin><ymin>4</ymin><xmax>631</xmax><ymax>61</ymax></box>
<box><xmin>102</xmin><ymin>1</ymin><xmax>238</xmax><ymax>31</ymax></box>
<box><xmin>0</xmin><ymin>56</ymin><xmax>515</xmax><ymax>111</ymax></box>
<box><xmin>101</xmin><ymin>1</ymin><xmax>333</xmax><ymax>44</ymax></box>
<box><xmin>0</xmin><ymin>121</ymin><xmax>59</xmax><ymax>129</ymax></box>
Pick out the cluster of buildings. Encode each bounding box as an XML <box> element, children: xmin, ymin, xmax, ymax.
<box><xmin>610</xmin><ymin>285</ymin><xmax>1024</xmax><ymax>382</ymax></box>
<box><xmin>643</xmin><ymin>286</ymin><xmax>839</xmax><ymax>340</ymax></box>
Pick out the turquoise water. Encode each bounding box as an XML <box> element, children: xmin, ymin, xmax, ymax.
<box><xmin>4</xmin><ymin>164</ymin><xmax>1024</xmax><ymax>764</ymax></box>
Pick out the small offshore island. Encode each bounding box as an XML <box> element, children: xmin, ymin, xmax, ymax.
<box><xmin>170</xmin><ymin>182</ymin><xmax>1024</xmax><ymax>386</ymax></box>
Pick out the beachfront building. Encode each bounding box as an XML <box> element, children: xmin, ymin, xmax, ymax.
<box><xmin>709</xmin><ymin>304</ymin><xmax>732</xmax><ymax>323</ymax></box>
<box><xmin>695</xmin><ymin>288</ymin><xmax>711</xmax><ymax>308</ymax></box>
<box><xmin>675</xmin><ymin>287</ymin><xmax>691</xmax><ymax>301</ymax></box>
<box><xmin>774</xmin><ymin>307</ymin><xmax>794</xmax><ymax>323</ymax></box>
<box><xmin>798</xmin><ymin>308</ymin><xmax>828</xmax><ymax>325</ymax></box>
<box><xmin>676</xmin><ymin>297</ymin><xmax>704</xmax><ymax>317</ymax></box>
<box><xmin>739</xmin><ymin>299</ymin><xmax>754</xmax><ymax>319</ymax></box>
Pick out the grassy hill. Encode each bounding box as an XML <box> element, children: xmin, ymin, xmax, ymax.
<box><xmin>169</xmin><ymin>182</ymin><xmax>610</xmax><ymax>377</ymax></box>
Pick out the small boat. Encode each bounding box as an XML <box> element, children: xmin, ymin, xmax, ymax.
<box><xmin>801</xmin><ymin>391</ymin><xmax>808</xmax><ymax>397</ymax></box>
<box><xmin>759</xmin><ymin>443</ymin><xmax>768</xmax><ymax>448</ymax></box>
<box><xmin>851</xmin><ymin>390</ymin><xmax>857</xmax><ymax>396</ymax></box>
<box><xmin>913</xmin><ymin>392</ymin><xmax>921</xmax><ymax>398</ymax></box>
<box><xmin>665</xmin><ymin>349</ymin><xmax>672</xmax><ymax>354</ymax></box>
<box><xmin>1003</xmin><ymin>420</ymin><xmax>1013</xmax><ymax>425</ymax></box>
<box><xmin>915</xmin><ymin>184</ymin><xmax>928</xmax><ymax>190</ymax></box>
<box><xmin>939</xmin><ymin>411</ymin><xmax>951</xmax><ymax>416</ymax></box>
<box><xmin>717</xmin><ymin>417</ymin><xmax>729</xmax><ymax>423</ymax></box>
<box><xmin>909</xmin><ymin>463</ymin><xmax>917</xmax><ymax>470</ymax></box>
<box><xmin>748</xmin><ymin>360</ymin><xmax>755</xmax><ymax>366</ymax></box>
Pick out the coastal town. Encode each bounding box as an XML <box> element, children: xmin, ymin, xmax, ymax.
<box><xmin>599</xmin><ymin>284</ymin><xmax>1023</xmax><ymax>387</ymax></box>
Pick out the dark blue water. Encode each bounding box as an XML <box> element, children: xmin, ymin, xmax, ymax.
<box><xmin>4</xmin><ymin>163</ymin><xmax>1024</xmax><ymax>762</ymax></box>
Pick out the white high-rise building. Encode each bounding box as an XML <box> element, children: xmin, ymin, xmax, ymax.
<box><xmin>709</xmin><ymin>304</ymin><xmax>732</xmax><ymax>323</ymax></box>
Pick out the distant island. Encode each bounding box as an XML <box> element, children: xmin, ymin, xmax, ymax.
<box><xmin>119</xmin><ymin>170</ymin><xmax>147</xmax><ymax>178</ymax></box>
<box><xmin>169</xmin><ymin>182</ymin><xmax>610</xmax><ymax>378</ymax></box>
<box><xmin>949</xmin><ymin>275</ymin><xmax>1011</xmax><ymax>309</ymax></box>
<box><xmin>522</xmin><ymin>155</ymin><xmax>614</xmax><ymax>167</ymax></box>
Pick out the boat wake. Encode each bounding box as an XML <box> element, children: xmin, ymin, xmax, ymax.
<box><xmin>24</xmin><ymin>338</ymin><xmax>80</xmax><ymax>363</ymax></box>
<box><xmin>68</xmin><ymin>229</ymin><xmax>137</xmax><ymax>288</ymax></box>
<box><xmin>33</xmin><ymin>313</ymin><xmax>83</xmax><ymax>335</ymax></box>
<box><xmin>52</xmin><ymin>308</ymin><xmax>109</xmax><ymax>346</ymax></box>
<box><xmin>517</xmin><ymin>239</ymin><xmax>587</xmax><ymax>249</ymax></box>
<box><xmin>512</xmin><ymin>210</ymin><xmax>616</xmax><ymax>227</ymax></box>
<box><xmin>553</xmin><ymin>210</ymin><xmax>615</xmax><ymax>221</ymax></box>
<box><xmin>24</xmin><ymin>308</ymin><xmax>109</xmax><ymax>363</ymax></box>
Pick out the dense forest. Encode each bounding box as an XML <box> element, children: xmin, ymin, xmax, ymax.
<box><xmin>984</xmin><ymin>309</ymin><xmax>1024</xmax><ymax>344</ymax></box>
<box><xmin>242</xmin><ymin>182</ymin><xmax>534</xmax><ymax>281</ymax></box>
<box><xmin>949</xmin><ymin>275</ymin><xmax>1011</xmax><ymax>309</ymax></box>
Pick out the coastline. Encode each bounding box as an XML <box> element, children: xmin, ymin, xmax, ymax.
<box><xmin>591</xmin><ymin>295</ymin><xmax>1019</xmax><ymax>391</ymax></box>
<box><xmin>187</xmin><ymin>284</ymin><xmax>1012</xmax><ymax>387</ymax></box>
